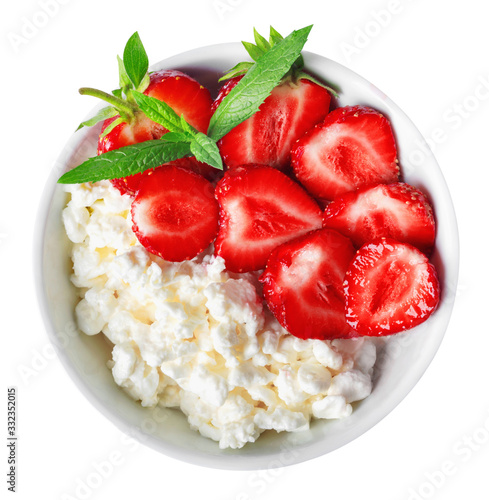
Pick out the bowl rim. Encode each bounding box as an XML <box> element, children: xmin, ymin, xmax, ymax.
<box><xmin>34</xmin><ymin>41</ymin><xmax>460</xmax><ymax>470</ymax></box>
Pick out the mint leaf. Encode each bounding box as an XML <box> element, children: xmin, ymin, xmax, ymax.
<box><xmin>76</xmin><ymin>106</ymin><xmax>118</xmax><ymax>131</ymax></box>
<box><xmin>133</xmin><ymin>91</ymin><xmax>203</xmax><ymax>143</ymax></box>
<box><xmin>162</xmin><ymin>132</ymin><xmax>192</xmax><ymax>143</ymax></box>
<box><xmin>132</xmin><ymin>91</ymin><xmax>190</xmax><ymax>136</ymax></box>
<box><xmin>123</xmin><ymin>32</ymin><xmax>149</xmax><ymax>89</ymax></box>
<box><xmin>58</xmin><ymin>140</ymin><xmax>191</xmax><ymax>184</ymax></box>
<box><xmin>179</xmin><ymin>115</ymin><xmax>198</xmax><ymax>136</ymax></box>
<box><xmin>208</xmin><ymin>24</ymin><xmax>313</xmax><ymax>141</ymax></box>
<box><xmin>268</xmin><ymin>27</ymin><xmax>304</xmax><ymax>71</ymax></box>
<box><xmin>190</xmin><ymin>133</ymin><xmax>223</xmax><ymax>170</ymax></box>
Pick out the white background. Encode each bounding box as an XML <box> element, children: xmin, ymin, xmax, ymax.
<box><xmin>2</xmin><ymin>0</ymin><xmax>488</xmax><ymax>498</ymax></box>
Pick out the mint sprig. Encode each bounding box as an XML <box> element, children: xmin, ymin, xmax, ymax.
<box><xmin>132</xmin><ymin>92</ymin><xmax>223</xmax><ymax>170</ymax></box>
<box><xmin>59</xmin><ymin>25</ymin><xmax>319</xmax><ymax>185</ymax></box>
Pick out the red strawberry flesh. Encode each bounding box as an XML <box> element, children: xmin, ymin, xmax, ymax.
<box><xmin>291</xmin><ymin>105</ymin><xmax>399</xmax><ymax>200</ymax></box>
<box><xmin>131</xmin><ymin>166</ymin><xmax>219</xmax><ymax>262</ymax></box>
<box><xmin>344</xmin><ymin>239</ymin><xmax>440</xmax><ymax>336</ymax></box>
<box><xmin>260</xmin><ymin>228</ymin><xmax>357</xmax><ymax>340</ymax></box>
<box><xmin>323</xmin><ymin>182</ymin><xmax>436</xmax><ymax>254</ymax></box>
<box><xmin>215</xmin><ymin>165</ymin><xmax>323</xmax><ymax>272</ymax></box>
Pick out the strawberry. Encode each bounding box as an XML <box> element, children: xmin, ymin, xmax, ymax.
<box><xmin>144</xmin><ymin>69</ymin><xmax>213</xmax><ymax>134</ymax></box>
<box><xmin>214</xmin><ymin>165</ymin><xmax>323</xmax><ymax>272</ymax></box>
<box><xmin>344</xmin><ymin>239</ymin><xmax>440</xmax><ymax>336</ymax></box>
<box><xmin>97</xmin><ymin>69</ymin><xmax>213</xmax><ymax>195</ymax></box>
<box><xmin>260</xmin><ymin>228</ymin><xmax>357</xmax><ymax>340</ymax></box>
<box><xmin>291</xmin><ymin>105</ymin><xmax>399</xmax><ymax>200</ymax></box>
<box><xmin>211</xmin><ymin>27</ymin><xmax>334</xmax><ymax>171</ymax></box>
<box><xmin>97</xmin><ymin>113</ymin><xmax>162</xmax><ymax>195</ymax></box>
<box><xmin>131</xmin><ymin>165</ymin><xmax>219</xmax><ymax>262</ymax></box>
<box><xmin>323</xmin><ymin>182</ymin><xmax>436</xmax><ymax>254</ymax></box>
<box><xmin>212</xmin><ymin>76</ymin><xmax>331</xmax><ymax>170</ymax></box>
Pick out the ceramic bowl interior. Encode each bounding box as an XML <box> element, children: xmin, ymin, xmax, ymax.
<box><xmin>35</xmin><ymin>43</ymin><xmax>459</xmax><ymax>470</ymax></box>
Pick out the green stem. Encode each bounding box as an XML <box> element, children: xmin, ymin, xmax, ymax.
<box><xmin>79</xmin><ymin>87</ymin><xmax>139</xmax><ymax>122</ymax></box>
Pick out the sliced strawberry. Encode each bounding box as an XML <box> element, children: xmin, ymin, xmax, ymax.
<box><xmin>212</xmin><ymin>76</ymin><xmax>331</xmax><ymax>170</ymax></box>
<box><xmin>131</xmin><ymin>165</ymin><xmax>219</xmax><ymax>262</ymax></box>
<box><xmin>260</xmin><ymin>228</ymin><xmax>357</xmax><ymax>340</ymax></box>
<box><xmin>97</xmin><ymin>69</ymin><xmax>213</xmax><ymax>196</ymax></box>
<box><xmin>323</xmin><ymin>182</ymin><xmax>436</xmax><ymax>254</ymax></box>
<box><xmin>291</xmin><ymin>105</ymin><xmax>399</xmax><ymax>200</ymax></box>
<box><xmin>214</xmin><ymin>165</ymin><xmax>323</xmax><ymax>272</ymax></box>
<box><xmin>344</xmin><ymin>239</ymin><xmax>440</xmax><ymax>336</ymax></box>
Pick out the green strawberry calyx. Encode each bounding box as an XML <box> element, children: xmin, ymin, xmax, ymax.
<box><xmin>220</xmin><ymin>26</ymin><xmax>339</xmax><ymax>97</ymax></box>
<box><xmin>76</xmin><ymin>32</ymin><xmax>151</xmax><ymax>137</ymax></box>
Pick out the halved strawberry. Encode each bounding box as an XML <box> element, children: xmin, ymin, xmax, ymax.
<box><xmin>211</xmin><ymin>27</ymin><xmax>335</xmax><ymax>172</ymax></box>
<box><xmin>344</xmin><ymin>239</ymin><xmax>440</xmax><ymax>336</ymax></box>
<box><xmin>260</xmin><ymin>228</ymin><xmax>357</xmax><ymax>340</ymax></box>
<box><xmin>214</xmin><ymin>165</ymin><xmax>323</xmax><ymax>272</ymax></box>
<box><xmin>98</xmin><ymin>69</ymin><xmax>213</xmax><ymax>195</ymax></box>
<box><xmin>131</xmin><ymin>165</ymin><xmax>219</xmax><ymax>262</ymax></box>
<box><xmin>291</xmin><ymin>105</ymin><xmax>399</xmax><ymax>200</ymax></box>
<box><xmin>323</xmin><ymin>182</ymin><xmax>435</xmax><ymax>254</ymax></box>
<box><xmin>212</xmin><ymin>76</ymin><xmax>331</xmax><ymax>170</ymax></box>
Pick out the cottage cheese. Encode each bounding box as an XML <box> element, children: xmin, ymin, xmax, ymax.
<box><xmin>62</xmin><ymin>180</ymin><xmax>377</xmax><ymax>449</ymax></box>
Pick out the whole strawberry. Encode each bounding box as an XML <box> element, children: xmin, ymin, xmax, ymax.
<box><xmin>78</xmin><ymin>33</ymin><xmax>213</xmax><ymax>195</ymax></box>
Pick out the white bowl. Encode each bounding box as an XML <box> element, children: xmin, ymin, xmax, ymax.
<box><xmin>35</xmin><ymin>43</ymin><xmax>459</xmax><ymax>469</ymax></box>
